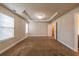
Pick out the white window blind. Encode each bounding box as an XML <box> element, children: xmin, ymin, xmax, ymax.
<box><xmin>0</xmin><ymin>13</ymin><xmax>14</xmax><ymax>40</ymax></box>
<box><xmin>25</xmin><ymin>23</ymin><xmax>29</xmax><ymax>34</ymax></box>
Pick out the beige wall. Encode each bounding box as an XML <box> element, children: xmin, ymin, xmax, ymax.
<box><xmin>29</xmin><ymin>21</ymin><xmax>48</xmax><ymax>36</ymax></box>
<box><xmin>0</xmin><ymin>5</ymin><xmax>27</xmax><ymax>52</ymax></box>
<box><xmin>14</xmin><ymin>14</ymin><xmax>26</xmax><ymax>40</ymax></box>
<box><xmin>54</xmin><ymin>6</ymin><xmax>79</xmax><ymax>52</ymax></box>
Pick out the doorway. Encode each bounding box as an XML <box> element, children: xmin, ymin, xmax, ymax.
<box><xmin>77</xmin><ymin>14</ymin><xmax>79</xmax><ymax>51</ymax></box>
<box><xmin>52</xmin><ymin>23</ymin><xmax>54</xmax><ymax>37</ymax></box>
<box><xmin>51</xmin><ymin>22</ymin><xmax>58</xmax><ymax>40</ymax></box>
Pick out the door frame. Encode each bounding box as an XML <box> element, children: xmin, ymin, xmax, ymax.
<box><xmin>56</xmin><ymin>22</ymin><xmax>58</xmax><ymax>40</ymax></box>
<box><xmin>74</xmin><ymin>12</ymin><xmax>79</xmax><ymax>52</ymax></box>
<box><xmin>52</xmin><ymin>21</ymin><xmax>58</xmax><ymax>40</ymax></box>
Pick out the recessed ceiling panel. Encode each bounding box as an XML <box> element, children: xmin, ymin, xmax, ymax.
<box><xmin>2</xmin><ymin>3</ymin><xmax>79</xmax><ymax>22</ymax></box>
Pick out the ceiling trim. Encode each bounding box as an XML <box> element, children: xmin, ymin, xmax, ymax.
<box><xmin>31</xmin><ymin>12</ymin><xmax>58</xmax><ymax>22</ymax></box>
<box><xmin>47</xmin><ymin>12</ymin><xmax>58</xmax><ymax>21</ymax></box>
<box><xmin>0</xmin><ymin>4</ymin><xmax>29</xmax><ymax>23</ymax></box>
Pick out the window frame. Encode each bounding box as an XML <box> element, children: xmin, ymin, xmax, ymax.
<box><xmin>0</xmin><ymin>13</ymin><xmax>14</xmax><ymax>41</ymax></box>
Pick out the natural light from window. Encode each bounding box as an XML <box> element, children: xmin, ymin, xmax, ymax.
<box><xmin>0</xmin><ymin>13</ymin><xmax>14</xmax><ymax>41</ymax></box>
<box><xmin>25</xmin><ymin>23</ymin><xmax>29</xmax><ymax>34</ymax></box>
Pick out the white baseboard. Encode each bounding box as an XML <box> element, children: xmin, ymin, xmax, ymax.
<box><xmin>57</xmin><ymin>39</ymin><xmax>75</xmax><ymax>52</ymax></box>
<box><xmin>29</xmin><ymin>35</ymin><xmax>48</xmax><ymax>37</ymax></box>
<box><xmin>0</xmin><ymin>36</ymin><xmax>29</xmax><ymax>54</ymax></box>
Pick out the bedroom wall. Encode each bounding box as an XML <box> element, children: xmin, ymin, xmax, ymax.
<box><xmin>52</xmin><ymin>6</ymin><xmax>79</xmax><ymax>52</ymax></box>
<box><xmin>29</xmin><ymin>21</ymin><xmax>48</xmax><ymax>36</ymax></box>
<box><xmin>0</xmin><ymin>5</ymin><xmax>28</xmax><ymax>53</ymax></box>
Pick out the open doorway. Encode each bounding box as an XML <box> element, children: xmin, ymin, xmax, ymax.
<box><xmin>51</xmin><ymin>22</ymin><xmax>58</xmax><ymax>40</ymax></box>
<box><xmin>77</xmin><ymin>15</ymin><xmax>79</xmax><ymax>49</ymax></box>
<box><xmin>52</xmin><ymin>23</ymin><xmax>54</xmax><ymax>37</ymax></box>
<box><xmin>48</xmin><ymin>21</ymin><xmax>58</xmax><ymax>40</ymax></box>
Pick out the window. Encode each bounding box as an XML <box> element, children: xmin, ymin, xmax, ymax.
<box><xmin>0</xmin><ymin>13</ymin><xmax>14</xmax><ymax>41</ymax></box>
<box><xmin>25</xmin><ymin>23</ymin><xmax>29</xmax><ymax>34</ymax></box>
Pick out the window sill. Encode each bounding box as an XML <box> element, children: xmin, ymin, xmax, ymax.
<box><xmin>0</xmin><ymin>37</ymin><xmax>14</xmax><ymax>43</ymax></box>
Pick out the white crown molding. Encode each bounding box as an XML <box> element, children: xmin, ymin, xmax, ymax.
<box><xmin>48</xmin><ymin>12</ymin><xmax>58</xmax><ymax>21</ymax></box>
<box><xmin>31</xmin><ymin>12</ymin><xmax>58</xmax><ymax>22</ymax></box>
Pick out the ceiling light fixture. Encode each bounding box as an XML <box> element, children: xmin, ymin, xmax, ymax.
<box><xmin>35</xmin><ymin>13</ymin><xmax>45</xmax><ymax>19</ymax></box>
<box><xmin>37</xmin><ymin>15</ymin><xmax>44</xmax><ymax>19</ymax></box>
<box><xmin>32</xmin><ymin>12</ymin><xmax>58</xmax><ymax>22</ymax></box>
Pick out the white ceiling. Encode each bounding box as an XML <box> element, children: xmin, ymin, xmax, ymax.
<box><xmin>3</xmin><ymin>3</ymin><xmax>79</xmax><ymax>22</ymax></box>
